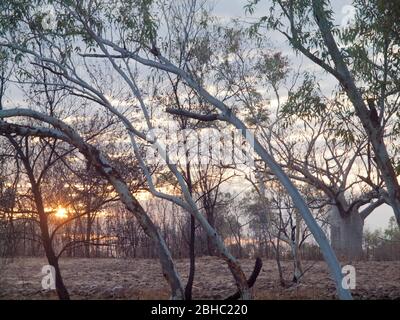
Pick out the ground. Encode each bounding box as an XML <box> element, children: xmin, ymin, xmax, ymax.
<box><xmin>0</xmin><ymin>257</ymin><xmax>399</xmax><ymax>300</ymax></box>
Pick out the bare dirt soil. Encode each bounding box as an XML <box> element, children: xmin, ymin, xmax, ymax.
<box><xmin>0</xmin><ymin>257</ymin><xmax>399</xmax><ymax>300</ymax></box>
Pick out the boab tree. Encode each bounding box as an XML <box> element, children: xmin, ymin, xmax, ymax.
<box><xmin>270</xmin><ymin>100</ymin><xmax>386</xmax><ymax>260</ymax></box>
<box><xmin>246</xmin><ymin>0</ymin><xmax>400</xmax><ymax>226</ymax></box>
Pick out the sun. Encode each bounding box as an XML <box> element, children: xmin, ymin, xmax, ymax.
<box><xmin>55</xmin><ymin>207</ymin><xmax>68</xmax><ymax>219</ymax></box>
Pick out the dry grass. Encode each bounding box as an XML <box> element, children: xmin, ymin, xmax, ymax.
<box><xmin>0</xmin><ymin>257</ymin><xmax>399</xmax><ymax>300</ymax></box>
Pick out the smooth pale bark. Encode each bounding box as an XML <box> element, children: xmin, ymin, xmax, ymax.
<box><xmin>158</xmin><ymin>85</ymin><xmax>352</xmax><ymax>299</ymax></box>
<box><xmin>89</xmin><ymin>38</ymin><xmax>251</xmax><ymax>299</ymax></box>
<box><xmin>46</xmin><ymin>30</ymin><xmax>250</xmax><ymax>298</ymax></box>
<box><xmin>0</xmin><ymin>116</ymin><xmax>185</xmax><ymax>300</ymax></box>
<box><xmin>205</xmin><ymin>210</ymin><xmax>216</xmax><ymax>256</ymax></box>
<box><xmin>311</xmin><ymin>1</ymin><xmax>400</xmax><ymax>226</ymax></box>
<box><xmin>95</xmin><ymin>41</ymin><xmax>351</xmax><ymax>297</ymax></box>
<box><xmin>1</xmin><ymin>34</ymin><xmax>345</xmax><ymax>298</ymax></box>
<box><xmin>130</xmin><ymin>131</ymin><xmax>251</xmax><ymax>299</ymax></box>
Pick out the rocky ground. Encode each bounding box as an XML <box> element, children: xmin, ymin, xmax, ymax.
<box><xmin>0</xmin><ymin>257</ymin><xmax>399</xmax><ymax>300</ymax></box>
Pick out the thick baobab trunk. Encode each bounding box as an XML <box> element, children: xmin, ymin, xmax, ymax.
<box><xmin>330</xmin><ymin>205</ymin><xmax>364</xmax><ymax>260</ymax></box>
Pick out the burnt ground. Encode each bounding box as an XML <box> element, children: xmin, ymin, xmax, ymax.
<box><xmin>0</xmin><ymin>257</ymin><xmax>399</xmax><ymax>300</ymax></box>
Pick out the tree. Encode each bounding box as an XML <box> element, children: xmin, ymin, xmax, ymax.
<box><xmin>0</xmin><ymin>110</ymin><xmax>185</xmax><ymax>300</ymax></box>
<box><xmin>271</xmin><ymin>100</ymin><xmax>386</xmax><ymax>260</ymax></box>
<box><xmin>0</xmin><ymin>0</ymin><xmax>352</xmax><ymax>299</ymax></box>
<box><xmin>6</xmin><ymin>135</ymin><xmax>70</xmax><ymax>299</ymax></box>
<box><xmin>246</xmin><ymin>0</ymin><xmax>400</xmax><ymax>226</ymax></box>
<box><xmin>364</xmin><ymin>216</ymin><xmax>400</xmax><ymax>260</ymax></box>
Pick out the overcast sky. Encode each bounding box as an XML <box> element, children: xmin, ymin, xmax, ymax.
<box><xmin>4</xmin><ymin>0</ymin><xmax>395</xmax><ymax>231</ymax></box>
<box><xmin>211</xmin><ymin>0</ymin><xmax>395</xmax><ymax>231</ymax></box>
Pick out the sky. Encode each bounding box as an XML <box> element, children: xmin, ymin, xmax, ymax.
<box><xmin>2</xmin><ymin>0</ymin><xmax>395</xmax><ymax>231</ymax></box>
<box><xmin>213</xmin><ymin>0</ymin><xmax>352</xmax><ymax>22</ymax></box>
<box><xmin>211</xmin><ymin>0</ymin><xmax>395</xmax><ymax>231</ymax></box>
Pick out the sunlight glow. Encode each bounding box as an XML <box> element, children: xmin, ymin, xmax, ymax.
<box><xmin>55</xmin><ymin>207</ymin><xmax>68</xmax><ymax>219</ymax></box>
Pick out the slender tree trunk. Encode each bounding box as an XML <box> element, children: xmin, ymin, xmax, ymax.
<box><xmin>312</xmin><ymin>1</ymin><xmax>400</xmax><ymax>226</ymax></box>
<box><xmin>205</xmin><ymin>209</ymin><xmax>216</xmax><ymax>256</ymax></box>
<box><xmin>85</xmin><ymin>214</ymin><xmax>92</xmax><ymax>258</ymax></box>
<box><xmin>369</xmin><ymin>136</ymin><xmax>400</xmax><ymax>225</ymax></box>
<box><xmin>1</xmin><ymin>109</ymin><xmax>251</xmax><ymax>299</ymax></box>
<box><xmin>185</xmin><ymin>162</ymin><xmax>195</xmax><ymax>300</ymax></box>
<box><xmin>185</xmin><ymin>214</ymin><xmax>196</xmax><ymax>300</ymax></box>
<box><xmin>290</xmin><ymin>238</ymin><xmax>302</xmax><ymax>282</ymax></box>
<box><xmin>294</xmin><ymin>212</ymin><xmax>303</xmax><ymax>280</ymax></box>
<box><xmin>8</xmin><ymin>137</ymin><xmax>70</xmax><ymax>299</ymax></box>
<box><xmin>275</xmin><ymin>236</ymin><xmax>285</xmax><ymax>287</ymax></box>
<box><xmin>162</xmin><ymin>81</ymin><xmax>352</xmax><ymax>299</ymax></box>
<box><xmin>32</xmin><ymin>183</ymin><xmax>70</xmax><ymax>299</ymax></box>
